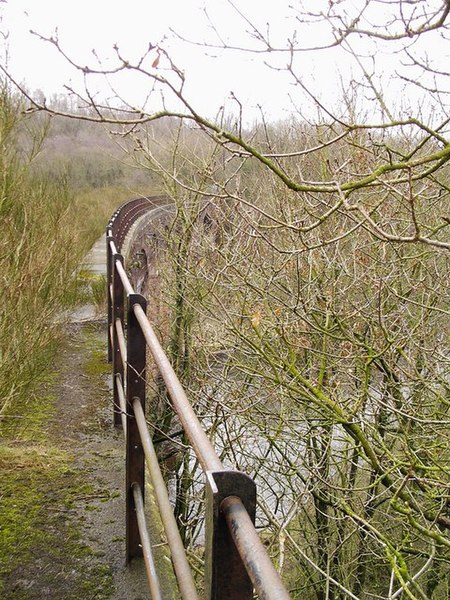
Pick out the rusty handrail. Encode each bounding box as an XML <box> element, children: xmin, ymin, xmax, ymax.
<box><xmin>116</xmin><ymin>260</ymin><xmax>134</xmax><ymax>295</ymax></box>
<box><xmin>222</xmin><ymin>496</ymin><xmax>290</xmax><ymax>600</ymax></box>
<box><xmin>115</xmin><ymin>374</ymin><xmax>127</xmax><ymax>432</ymax></box>
<box><xmin>133</xmin><ymin>398</ymin><xmax>199</xmax><ymax>600</ymax></box>
<box><xmin>108</xmin><ymin>195</ymin><xmax>168</xmax><ymax>252</ymax></box>
<box><xmin>106</xmin><ymin>197</ymin><xmax>291</xmax><ymax>600</ymax></box>
<box><xmin>133</xmin><ymin>302</ymin><xmax>223</xmax><ymax>473</ymax></box>
<box><xmin>115</xmin><ymin>319</ymin><xmax>127</xmax><ymax>365</ymax></box>
<box><xmin>131</xmin><ymin>483</ymin><xmax>163</xmax><ymax>600</ymax></box>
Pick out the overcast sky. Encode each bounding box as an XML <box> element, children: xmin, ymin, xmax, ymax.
<box><xmin>1</xmin><ymin>1</ymin><xmax>449</xmax><ymax>123</ymax></box>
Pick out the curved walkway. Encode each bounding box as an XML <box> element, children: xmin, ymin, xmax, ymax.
<box><xmin>0</xmin><ymin>236</ymin><xmax>176</xmax><ymax>599</ymax></box>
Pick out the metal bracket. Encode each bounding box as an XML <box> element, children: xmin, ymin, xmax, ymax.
<box><xmin>205</xmin><ymin>470</ymin><xmax>256</xmax><ymax>600</ymax></box>
<box><xmin>112</xmin><ymin>252</ymin><xmax>124</xmax><ymax>427</ymax></box>
<box><xmin>126</xmin><ymin>293</ymin><xmax>147</xmax><ymax>561</ymax></box>
<box><xmin>106</xmin><ymin>233</ymin><xmax>115</xmax><ymax>362</ymax></box>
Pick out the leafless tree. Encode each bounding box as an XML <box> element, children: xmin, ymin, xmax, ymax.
<box><xmin>3</xmin><ymin>2</ymin><xmax>449</xmax><ymax>597</ymax></box>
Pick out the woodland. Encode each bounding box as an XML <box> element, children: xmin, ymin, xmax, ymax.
<box><xmin>1</xmin><ymin>1</ymin><xmax>450</xmax><ymax>598</ymax></box>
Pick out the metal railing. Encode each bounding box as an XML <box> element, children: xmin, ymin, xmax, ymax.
<box><xmin>106</xmin><ymin>197</ymin><xmax>290</xmax><ymax>600</ymax></box>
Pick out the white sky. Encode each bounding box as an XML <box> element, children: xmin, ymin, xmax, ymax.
<box><xmin>1</xmin><ymin>1</ymin><xmax>449</xmax><ymax>123</ymax></box>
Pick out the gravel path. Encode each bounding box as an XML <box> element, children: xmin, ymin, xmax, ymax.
<box><xmin>60</xmin><ymin>233</ymin><xmax>177</xmax><ymax>599</ymax></box>
<box><xmin>50</xmin><ymin>320</ymin><xmax>154</xmax><ymax>600</ymax></box>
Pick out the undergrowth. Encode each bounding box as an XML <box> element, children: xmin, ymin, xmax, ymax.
<box><xmin>0</xmin><ymin>84</ymin><xmax>146</xmax><ymax>418</ymax></box>
<box><xmin>0</xmin><ymin>87</ymin><xmax>79</xmax><ymax>417</ymax></box>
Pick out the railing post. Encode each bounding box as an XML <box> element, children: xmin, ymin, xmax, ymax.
<box><xmin>106</xmin><ymin>232</ymin><xmax>114</xmax><ymax>363</ymax></box>
<box><xmin>205</xmin><ymin>470</ymin><xmax>256</xmax><ymax>600</ymax></box>
<box><xmin>126</xmin><ymin>293</ymin><xmax>147</xmax><ymax>561</ymax></box>
<box><xmin>112</xmin><ymin>253</ymin><xmax>125</xmax><ymax>427</ymax></box>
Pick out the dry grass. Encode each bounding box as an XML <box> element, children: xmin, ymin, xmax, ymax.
<box><xmin>0</xmin><ymin>86</ymin><xmax>151</xmax><ymax>418</ymax></box>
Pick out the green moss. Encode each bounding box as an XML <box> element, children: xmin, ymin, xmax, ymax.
<box><xmin>0</xmin><ymin>328</ymin><xmax>114</xmax><ymax>599</ymax></box>
<box><xmin>77</xmin><ymin>269</ymin><xmax>98</xmax><ymax>280</ymax></box>
<box><xmin>0</xmin><ymin>446</ymin><xmax>59</xmax><ymax>566</ymax></box>
<box><xmin>84</xmin><ymin>349</ymin><xmax>110</xmax><ymax>376</ymax></box>
<box><xmin>82</xmin><ymin>325</ymin><xmax>110</xmax><ymax>377</ymax></box>
<box><xmin>0</xmin><ymin>443</ymin><xmax>115</xmax><ymax>599</ymax></box>
<box><xmin>0</xmin><ymin>445</ymin><xmax>65</xmax><ymax>591</ymax></box>
<box><xmin>0</xmin><ymin>396</ymin><xmax>55</xmax><ymax>444</ymax></box>
<box><xmin>80</xmin><ymin>564</ymin><xmax>114</xmax><ymax>599</ymax></box>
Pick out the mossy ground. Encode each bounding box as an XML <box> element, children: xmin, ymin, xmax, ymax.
<box><xmin>0</xmin><ymin>446</ymin><xmax>115</xmax><ymax>599</ymax></box>
<box><xmin>0</xmin><ymin>323</ymin><xmax>115</xmax><ymax>599</ymax></box>
<box><xmin>0</xmin><ymin>318</ymin><xmax>176</xmax><ymax>599</ymax></box>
